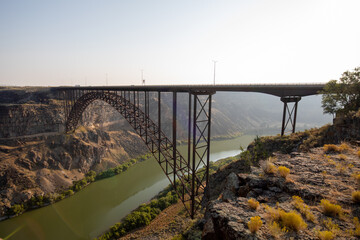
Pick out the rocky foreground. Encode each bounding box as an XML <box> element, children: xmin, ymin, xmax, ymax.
<box><xmin>203</xmin><ymin>145</ymin><xmax>360</xmax><ymax>239</ymax></box>
<box><xmin>118</xmin><ymin>111</ymin><xmax>360</xmax><ymax>240</ymax></box>
<box><xmin>201</xmin><ymin>112</ymin><xmax>360</xmax><ymax>239</ymax></box>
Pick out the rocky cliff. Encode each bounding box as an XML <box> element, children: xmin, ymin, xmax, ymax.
<box><xmin>202</xmin><ymin>112</ymin><xmax>360</xmax><ymax>240</ymax></box>
<box><xmin>0</xmin><ymin>127</ymin><xmax>147</xmax><ymax>216</ymax></box>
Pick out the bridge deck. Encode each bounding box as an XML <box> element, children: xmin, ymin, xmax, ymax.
<box><xmin>54</xmin><ymin>83</ymin><xmax>325</xmax><ymax>97</ymax></box>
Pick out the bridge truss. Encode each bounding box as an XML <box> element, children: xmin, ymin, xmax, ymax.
<box><xmin>61</xmin><ymin>89</ymin><xmax>214</xmax><ymax>218</ymax></box>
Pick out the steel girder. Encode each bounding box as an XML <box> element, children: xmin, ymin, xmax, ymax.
<box><xmin>64</xmin><ymin>90</ymin><xmax>214</xmax><ymax>218</ymax></box>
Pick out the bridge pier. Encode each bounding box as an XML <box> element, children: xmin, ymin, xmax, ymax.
<box><xmin>281</xmin><ymin>96</ymin><xmax>301</xmax><ymax>136</ymax></box>
<box><xmin>189</xmin><ymin>91</ymin><xmax>214</xmax><ymax>218</ymax></box>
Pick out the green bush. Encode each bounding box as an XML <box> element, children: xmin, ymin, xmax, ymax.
<box><xmin>95</xmin><ymin>169</ymin><xmax>116</xmax><ymax>180</ymax></box>
<box><xmin>9</xmin><ymin>204</ymin><xmax>25</xmax><ymax>216</ymax></box>
<box><xmin>114</xmin><ymin>165</ymin><xmax>123</xmax><ymax>174</ymax></box>
<box><xmin>64</xmin><ymin>189</ymin><xmax>74</xmax><ymax>196</ymax></box>
<box><xmin>56</xmin><ymin>194</ymin><xmax>65</xmax><ymax>201</ymax></box>
<box><xmin>96</xmin><ymin>190</ymin><xmax>178</xmax><ymax>240</ymax></box>
<box><xmin>6</xmin><ymin>154</ymin><xmax>152</xmax><ymax>219</ymax></box>
<box><xmin>85</xmin><ymin>170</ymin><xmax>96</xmax><ymax>182</ymax></box>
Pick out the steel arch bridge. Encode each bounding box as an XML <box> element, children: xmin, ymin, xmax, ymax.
<box><xmin>55</xmin><ymin>83</ymin><xmax>325</xmax><ymax>218</ymax></box>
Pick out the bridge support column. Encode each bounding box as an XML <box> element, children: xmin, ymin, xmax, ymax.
<box><xmin>173</xmin><ymin>92</ymin><xmax>177</xmax><ymax>190</ymax></box>
<box><xmin>189</xmin><ymin>91</ymin><xmax>215</xmax><ymax>218</ymax></box>
<box><xmin>281</xmin><ymin>96</ymin><xmax>301</xmax><ymax>136</ymax></box>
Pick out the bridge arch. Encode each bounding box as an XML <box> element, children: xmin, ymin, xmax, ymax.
<box><xmin>65</xmin><ymin>91</ymin><xmax>208</xmax><ymax>218</ymax></box>
<box><xmin>66</xmin><ymin>91</ymin><xmax>127</xmax><ymax>132</ymax></box>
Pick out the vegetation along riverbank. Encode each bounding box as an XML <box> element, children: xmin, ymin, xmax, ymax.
<box><xmin>4</xmin><ymin>153</ymin><xmax>152</xmax><ymax>220</ymax></box>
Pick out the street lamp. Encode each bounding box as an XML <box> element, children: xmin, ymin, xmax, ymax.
<box><xmin>213</xmin><ymin>60</ymin><xmax>217</xmax><ymax>85</ymax></box>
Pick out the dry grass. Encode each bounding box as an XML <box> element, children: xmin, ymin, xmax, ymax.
<box><xmin>316</xmin><ymin>230</ymin><xmax>335</xmax><ymax>240</ymax></box>
<box><xmin>323</xmin><ymin>143</ymin><xmax>350</xmax><ymax>154</ymax></box>
<box><xmin>280</xmin><ymin>210</ymin><xmax>307</xmax><ymax>232</ymax></box>
<box><xmin>278</xmin><ymin>166</ymin><xmax>290</xmax><ymax>178</ymax></box>
<box><xmin>247</xmin><ymin>216</ymin><xmax>263</xmax><ymax>233</ymax></box>
<box><xmin>323</xmin><ymin>144</ymin><xmax>340</xmax><ymax>153</ymax></box>
<box><xmin>357</xmin><ymin>151</ymin><xmax>360</xmax><ymax>158</ymax></box>
<box><xmin>320</xmin><ymin>199</ymin><xmax>343</xmax><ymax>217</ymax></box>
<box><xmin>268</xmin><ymin>221</ymin><xmax>287</xmax><ymax>239</ymax></box>
<box><xmin>338</xmin><ymin>154</ymin><xmax>347</xmax><ymax>160</ymax></box>
<box><xmin>355</xmin><ymin>174</ymin><xmax>360</xmax><ymax>185</ymax></box>
<box><xmin>350</xmin><ymin>217</ymin><xmax>360</xmax><ymax>236</ymax></box>
<box><xmin>323</xmin><ymin>218</ymin><xmax>341</xmax><ymax>236</ymax></box>
<box><xmin>262</xmin><ymin>159</ymin><xmax>277</xmax><ymax>175</ymax></box>
<box><xmin>292</xmin><ymin>196</ymin><xmax>316</xmax><ymax>223</ymax></box>
<box><xmin>264</xmin><ymin>205</ymin><xmax>307</xmax><ymax>232</ymax></box>
<box><xmin>352</xmin><ymin>191</ymin><xmax>360</xmax><ymax>203</ymax></box>
<box><xmin>339</xmin><ymin>143</ymin><xmax>351</xmax><ymax>152</ymax></box>
<box><xmin>248</xmin><ymin>198</ymin><xmax>260</xmax><ymax>210</ymax></box>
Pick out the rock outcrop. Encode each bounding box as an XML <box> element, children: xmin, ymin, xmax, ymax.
<box><xmin>0</xmin><ymin>127</ymin><xmax>147</xmax><ymax>216</ymax></box>
<box><xmin>203</xmin><ymin>144</ymin><xmax>360</xmax><ymax>239</ymax></box>
<box><xmin>203</xmin><ymin>114</ymin><xmax>360</xmax><ymax>240</ymax></box>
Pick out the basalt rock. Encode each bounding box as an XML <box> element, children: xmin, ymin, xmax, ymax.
<box><xmin>203</xmin><ymin>140</ymin><xmax>360</xmax><ymax>239</ymax></box>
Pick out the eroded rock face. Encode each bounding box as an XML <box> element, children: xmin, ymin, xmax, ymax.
<box><xmin>0</xmin><ymin>127</ymin><xmax>148</xmax><ymax>216</ymax></box>
<box><xmin>203</xmin><ymin>144</ymin><xmax>360</xmax><ymax>240</ymax></box>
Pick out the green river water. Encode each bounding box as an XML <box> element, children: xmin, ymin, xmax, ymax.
<box><xmin>0</xmin><ymin>135</ymin><xmax>255</xmax><ymax>240</ymax></box>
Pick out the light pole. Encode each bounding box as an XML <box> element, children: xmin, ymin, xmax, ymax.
<box><xmin>141</xmin><ymin>69</ymin><xmax>145</xmax><ymax>85</ymax></box>
<box><xmin>213</xmin><ymin>60</ymin><xmax>217</xmax><ymax>85</ymax></box>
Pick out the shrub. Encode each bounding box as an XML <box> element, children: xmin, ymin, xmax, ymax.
<box><xmin>355</xmin><ymin>174</ymin><xmax>360</xmax><ymax>185</ymax></box>
<box><xmin>292</xmin><ymin>196</ymin><xmax>316</xmax><ymax>223</ymax></box>
<box><xmin>323</xmin><ymin>218</ymin><xmax>340</xmax><ymax>235</ymax></box>
<box><xmin>96</xmin><ymin>169</ymin><xmax>116</xmax><ymax>180</ymax></box>
<box><xmin>262</xmin><ymin>159</ymin><xmax>277</xmax><ymax>175</ymax></box>
<box><xmin>96</xmin><ymin>189</ymin><xmax>179</xmax><ymax>240</ymax></box>
<box><xmin>278</xmin><ymin>166</ymin><xmax>290</xmax><ymax>178</ymax></box>
<box><xmin>114</xmin><ymin>166</ymin><xmax>123</xmax><ymax>174</ymax></box>
<box><xmin>338</xmin><ymin>154</ymin><xmax>347</xmax><ymax>160</ymax></box>
<box><xmin>323</xmin><ymin>144</ymin><xmax>340</xmax><ymax>153</ymax></box>
<box><xmin>351</xmin><ymin>217</ymin><xmax>360</xmax><ymax>236</ymax></box>
<box><xmin>64</xmin><ymin>189</ymin><xmax>74</xmax><ymax>196</ymax></box>
<box><xmin>28</xmin><ymin>195</ymin><xmax>46</xmax><ymax>207</ymax></box>
<box><xmin>264</xmin><ymin>205</ymin><xmax>307</xmax><ymax>232</ymax></box>
<box><xmin>352</xmin><ymin>191</ymin><xmax>360</xmax><ymax>203</ymax></box>
<box><xmin>85</xmin><ymin>170</ymin><xmax>96</xmax><ymax>182</ymax></box>
<box><xmin>56</xmin><ymin>194</ymin><xmax>65</xmax><ymax>201</ymax></box>
<box><xmin>268</xmin><ymin>221</ymin><xmax>287</xmax><ymax>238</ymax></box>
<box><xmin>264</xmin><ymin>204</ymin><xmax>281</xmax><ymax>222</ymax></box>
<box><xmin>247</xmin><ymin>216</ymin><xmax>262</xmax><ymax>233</ymax></box>
<box><xmin>248</xmin><ymin>198</ymin><xmax>260</xmax><ymax>210</ymax></box>
<box><xmin>9</xmin><ymin>204</ymin><xmax>25</xmax><ymax>216</ymax></box>
<box><xmin>248</xmin><ymin>136</ymin><xmax>271</xmax><ymax>162</ymax></box>
<box><xmin>317</xmin><ymin>231</ymin><xmax>334</xmax><ymax>240</ymax></box>
<box><xmin>320</xmin><ymin>199</ymin><xmax>343</xmax><ymax>217</ymax></box>
<box><xmin>280</xmin><ymin>210</ymin><xmax>307</xmax><ymax>232</ymax></box>
<box><xmin>339</xmin><ymin>143</ymin><xmax>350</xmax><ymax>152</ymax></box>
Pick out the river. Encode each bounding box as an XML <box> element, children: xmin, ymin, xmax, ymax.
<box><xmin>0</xmin><ymin>135</ymin><xmax>255</xmax><ymax>240</ymax></box>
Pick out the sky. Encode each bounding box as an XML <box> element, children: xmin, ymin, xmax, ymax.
<box><xmin>0</xmin><ymin>0</ymin><xmax>359</xmax><ymax>86</ymax></box>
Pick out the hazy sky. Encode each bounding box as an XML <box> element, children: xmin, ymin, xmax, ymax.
<box><xmin>0</xmin><ymin>0</ymin><xmax>359</xmax><ymax>86</ymax></box>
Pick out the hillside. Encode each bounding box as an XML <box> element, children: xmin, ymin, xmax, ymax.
<box><xmin>202</xmin><ymin>111</ymin><xmax>360</xmax><ymax>239</ymax></box>
<box><xmin>115</xmin><ymin>111</ymin><xmax>360</xmax><ymax>240</ymax></box>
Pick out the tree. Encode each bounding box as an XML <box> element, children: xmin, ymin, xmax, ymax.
<box><xmin>321</xmin><ymin>67</ymin><xmax>360</xmax><ymax>117</ymax></box>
